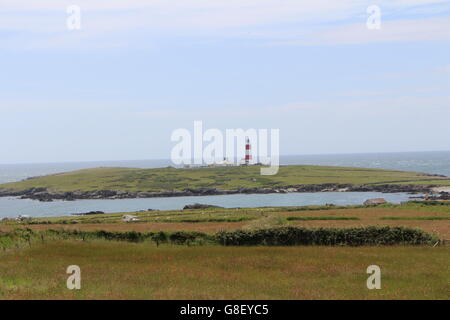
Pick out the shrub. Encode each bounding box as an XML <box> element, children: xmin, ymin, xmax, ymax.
<box><xmin>215</xmin><ymin>226</ymin><xmax>437</xmax><ymax>246</ymax></box>
<box><xmin>0</xmin><ymin>226</ymin><xmax>437</xmax><ymax>249</ymax></box>
<box><xmin>169</xmin><ymin>231</ymin><xmax>209</xmax><ymax>245</ymax></box>
<box><xmin>151</xmin><ymin>232</ymin><xmax>168</xmax><ymax>247</ymax></box>
<box><xmin>90</xmin><ymin>230</ymin><xmax>146</xmax><ymax>242</ymax></box>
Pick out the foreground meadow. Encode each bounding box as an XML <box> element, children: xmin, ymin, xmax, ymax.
<box><xmin>0</xmin><ymin>202</ymin><xmax>448</xmax><ymax>300</ymax></box>
<box><xmin>0</xmin><ymin>243</ymin><xmax>448</xmax><ymax>300</ymax></box>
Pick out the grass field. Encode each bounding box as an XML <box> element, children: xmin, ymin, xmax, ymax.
<box><xmin>3</xmin><ymin>202</ymin><xmax>449</xmax><ymax>238</ymax></box>
<box><xmin>1</xmin><ymin>202</ymin><xmax>448</xmax><ymax>300</ymax></box>
<box><xmin>0</xmin><ymin>243</ymin><xmax>448</xmax><ymax>299</ymax></box>
<box><xmin>1</xmin><ymin>165</ymin><xmax>449</xmax><ymax>193</ymax></box>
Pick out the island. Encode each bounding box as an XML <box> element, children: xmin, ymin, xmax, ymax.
<box><xmin>0</xmin><ymin>165</ymin><xmax>449</xmax><ymax>201</ymax></box>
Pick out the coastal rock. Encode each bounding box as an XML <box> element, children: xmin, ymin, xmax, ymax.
<box><xmin>439</xmin><ymin>192</ymin><xmax>450</xmax><ymax>200</ymax></box>
<box><xmin>137</xmin><ymin>192</ymin><xmax>155</xmax><ymax>198</ymax></box>
<box><xmin>363</xmin><ymin>198</ymin><xmax>388</xmax><ymax>205</ymax></box>
<box><xmin>424</xmin><ymin>191</ymin><xmax>450</xmax><ymax>201</ymax></box>
<box><xmin>183</xmin><ymin>203</ymin><xmax>222</xmax><ymax>210</ymax></box>
<box><xmin>72</xmin><ymin>211</ymin><xmax>105</xmax><ymax>216</ymax></box>
<box><xmin>0</xmin><ymin>183</ymin><xmax>436</xmax><ymax>201</ymax></box>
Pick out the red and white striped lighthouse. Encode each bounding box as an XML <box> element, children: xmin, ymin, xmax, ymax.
<box><xmin>245</xmin><ymin>137</ymin><xmax>252</xmax><ymax>165</ymax></box>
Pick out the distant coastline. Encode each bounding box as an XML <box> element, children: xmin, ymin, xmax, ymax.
<box><xmin>0</xmin><ymin>183</ymin><xmax>439</xmax><ymax>202</ymax></box>
<box><xmin>1</xmin><ymin>164</ymin><xmax>449</xmax><ymax>202</ymax></box>
<box><xmin>1</xmin><ymin>151</ymin><xmax>449</xmax><ymax>184</ymax></box>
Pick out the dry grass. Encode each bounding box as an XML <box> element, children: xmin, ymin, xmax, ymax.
<box><xmin>0</xmin><ymin>242</ymin><xmax>448</xmax><ymax>300</ymax></box>
<box><xmin>1</xmin><ymin>204</ymin><xmax>447</xmax><ymax>300</ymax></box>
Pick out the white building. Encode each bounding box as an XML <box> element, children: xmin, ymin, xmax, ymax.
<box><xmin>122</xmin><ymin>215</ymin><xmax>139</xmax><ymax>222</ymax></box>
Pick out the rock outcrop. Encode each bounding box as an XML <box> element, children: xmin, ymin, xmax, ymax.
<box><xmin>363</xmin><ymin>198</ymin><xmax>387</xmax><ymax>205</ymax></box>
<box><xmin>0</xmin><ymin>183</ymin><xmax>437</xmax><ymax>202</ymax></box>
<box><xmin>183</xmin><ymin>203</ymin><xmax>222</xmax><ymax>210</ymax></box>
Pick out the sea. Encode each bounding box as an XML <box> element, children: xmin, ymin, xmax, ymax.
<box><xmin>0</xmin><ymin>151</ymin><xmax>448</xmax><ymax>218</ymax></box>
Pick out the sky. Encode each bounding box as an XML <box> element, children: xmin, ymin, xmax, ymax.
<box><xmin>1</xmin><ymin>0</ymin><xmax>449</xmax><ymax>164</ymax></box>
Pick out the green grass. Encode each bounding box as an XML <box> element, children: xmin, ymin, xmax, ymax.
<box><xmin>0</xmin><ymin>242</ymin><xmax>448</xmax><ymax>299</ymax></box>
<box><xmin>0</xmin><ymin>202</ymin><xmax>449</xmax><ymax>300</ymax></box>
<box><xmin>1</xmin><ymin>165</ymin><xmax>449</xmax><ymax>193</ymax></box>
<box><xmin>395</xmin><ymin>201</ymin><xmax>450</xmax><ymax>213</ymax></box>
<box><xmin>2</xmin><ymin>201</ymin><xmax>449</xmax><ymax>227</ymax></box>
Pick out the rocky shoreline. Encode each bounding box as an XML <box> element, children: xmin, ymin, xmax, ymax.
<box><xmin>0</xmin><ymin>183</ymin><xmax>440</xmax><ymax>202</ymax></box>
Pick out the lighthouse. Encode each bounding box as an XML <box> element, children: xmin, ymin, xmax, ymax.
<box><xmin>245</xmin><ymin>137</ymin><xmax>252</xmax><ymax>165</ymax></box>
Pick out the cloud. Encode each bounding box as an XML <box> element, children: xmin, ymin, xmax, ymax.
<box><xmin>270</xmin><ymin>16</ymin><xmax>450</xmax><ymax>45</ymax></box>
<box><xmin>130</xmin><ymin>93</ymin><xmax>450</xmax><ymax>120</ymax></box>
<box><xmin>1</xmin><ymin>1</ymin><xmax>360</xmax><ymax>33</ymax></box>
<box><xmin>1</xmin><ymin>0</ymin><xmax>450</xmax><ymax>49</ymax></box>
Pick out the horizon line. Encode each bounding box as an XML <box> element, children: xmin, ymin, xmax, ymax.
<box><xmin>1</xmin><ymin>149</ymin><xmax>449</xmax><ymax>166</ymax></box>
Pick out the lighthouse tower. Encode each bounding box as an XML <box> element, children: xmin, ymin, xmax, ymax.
<box><xmin>245</xmin><ymin>137</ymin><xmax>252</xmax><ymax>165</ymax></box>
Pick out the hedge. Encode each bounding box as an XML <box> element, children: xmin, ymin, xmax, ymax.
<box><xmin>215</xmin><ymin>226</ymin><xmax>437</xmax><ymax>246</ymax></box>
<box><xmin>0</xmin><ymin>226</ymin><xmax>439</xmax><ymax>249</ymax></box>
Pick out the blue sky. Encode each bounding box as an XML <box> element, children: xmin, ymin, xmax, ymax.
<box><xmin>1</xmin><ymin>0</ymin><xmax>449</xmax><ymax>164</ymax></box>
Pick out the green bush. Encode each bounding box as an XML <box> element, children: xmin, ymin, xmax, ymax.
<box><xmin>169</xmin><ymin>231</ymin><xmax>209</xmax><ymax>245</ymax></box>
<box><xmin>151</xmin><ymin>232</ymin><xmax>168</xmax><ymax>246</ymax></box>
<box><xmin>88</xmin><ymin>230</ymin><xmax>146</xmax><ymax>242</ymax></box>
<box><xmin>215</xmin><ymin>226</ymin><xmax>437</xmax><ymax>246</ymax></box>
<box><xmin>0</xmin><ymin>226</ymin><xmax>438</xmax><ymax>249</ymax></box>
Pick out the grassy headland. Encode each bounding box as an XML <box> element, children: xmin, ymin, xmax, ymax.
<box><xmin>0</xmin><ymin>165</ymin><xmax>449</xmax><ymax>200</ymax></box>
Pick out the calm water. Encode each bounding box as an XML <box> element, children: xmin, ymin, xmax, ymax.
<box><xmin>0</xmin><ymin>151</ymin><xmax>447</xmax><ymax>218</ymax></box>
<box><xmin>0</xmin><ymin>192</ymin><xmax>421</xmax><ymax>219</ymax></box>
